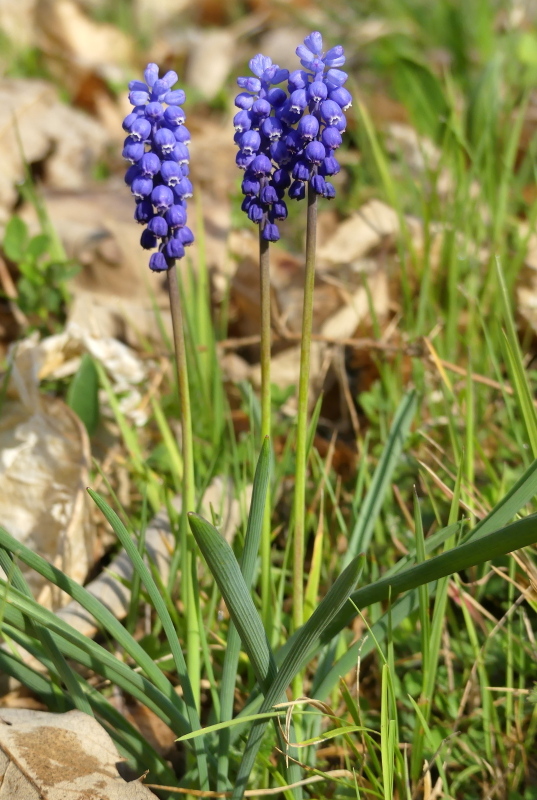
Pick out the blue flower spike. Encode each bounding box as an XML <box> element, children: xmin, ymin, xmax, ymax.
<box><xmin>234</xmin><ymin>32</ymin><xmax>350</xmax><ymax>235</ymax></box>
<box><xmin>234</xmin><ymin>54</ymin><xmax>291</xmax><ymax>242</ymax></box>
<box><xmin>122</xmin><ymin>63</ymin><xmax>194</xmax><ymax>272</ymax></box>
<box><xmin>287</xmin><ymin>31</ymin><xmax>351</xmax><ymax>200</ymax></box>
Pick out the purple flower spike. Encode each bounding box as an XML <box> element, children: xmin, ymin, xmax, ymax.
<box><xmin>269</xmin><ymin>32</ymin><xmax>352</xmax><ymax>200</ymax></box>
<box><xmin>122</xmin><ymin>64</ymin><xmax>194</xmax><ymax>270</ymax></box>
<box><xmin>235</xmin><ymin>50</ymin><xmax>296</xmax><ymax>241</ymax></box>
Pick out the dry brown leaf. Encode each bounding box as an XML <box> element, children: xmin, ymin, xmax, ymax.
<box><xmin>35</xmin><ymin>0</ymin><xmax>134</xmax><ymax>83</ymax></box>
<box><xmin>134</xmin><ymin>0</ymin><xmax>193</xmax><ymax>35</ymax></box>
<box><xmin>0</xmin><ymin>336</ymin><xmax>93</xmax><ymax>610</ymax></box>
<box><xmin>185</xmin><ymin>28</ymin><xmax>236</xmax><ymax>100</ymax></box>
<box><xmin>0</xmin><ymin>79</ymin><xmax>108</xmax><ymax>221</ymax></box>
<box><xmin>20</xmin><ymin>187</ymin><xmax>172</xmax><ymax>346</ymax></box>
<box><xmin>0</xmin><ymin>0</ymin><xmax>37</xmax><ymax>49</ymax></box>
<box><xmin>0</xmin><ymin>708</ymin><xmax>156</xmax><ymax>799</ymax></box>
<box><xmin>317</xmin><ymin>199</ymin><xmax>400</xmax><ymax>265</ymax></box>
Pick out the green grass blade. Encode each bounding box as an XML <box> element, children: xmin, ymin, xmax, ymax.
<box><xmin>311</xmin><ymin>452</ymin><xmax>537</xmax><ymax>699</ymax></box>
<box><xmin>496</xmin><ymin>258</ymin><xmax>537</xmax><ymax>457</ymax></box>
<box><xmin>345</xmin><ymin>390</ymin><xmax>417</xmax><ymax>562</ymax></box>
<box><xmin>322</xmin><ymin>514</ymin><xmax>537</xmax><ymax>660</ymax></box>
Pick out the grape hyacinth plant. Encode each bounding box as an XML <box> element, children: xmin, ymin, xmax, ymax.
<box><xmin>122</xmin><ymin>64</ymin><xmax>202</xmax><ymax>714</ymax></box>
<box><xmin>233</xmin><ymin>35</ymin><xmax>352</xmax><ymax>640</ymax></box>
<box><xmin>286</xmin><ymin>33</ymin><xmax>352</xmax><ymax>639</ymax></box>
<box><xmin>234</xmin><ymin>54</ymin><xmax>291</xmax><ymax>632</ymax></box>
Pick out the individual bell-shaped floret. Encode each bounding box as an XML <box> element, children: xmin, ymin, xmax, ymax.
<box><xmin>289</xmin><ymin>180</ymin><xmax>306</xmax><ymax>200</ymax></box>
<box><xmin>149</xmin><ymin>251</ymin><xmax>168</xmax><ymax>271</ymax></box>
<box><xmin>152</xmin><ymin>185</ymin><xmax>174</xmax><ymax>212</ymax></box>
<box><xmin>262</xmin><ymin>222</ymin><xmax>280</xmax><ymax>242</ymax></box>
<box><xmin>147</xmin><ymin>216</ymin><xmax>169</xmax><ymax>238</ymax></box>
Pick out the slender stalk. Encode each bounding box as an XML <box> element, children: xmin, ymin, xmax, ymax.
<box><xmin>167</xmin><ymin>261</ymin><xmax>200</xmax><ymax>713</ymax></box>
<box><xmin>259</xmin><ymin>232</ymin><xmax>272</xmax><ymax>635</ymax></box>
<box><xmin>293</xmin><ymin>185</ymin><xmax>318</xmax><ymax>635</ymax></box>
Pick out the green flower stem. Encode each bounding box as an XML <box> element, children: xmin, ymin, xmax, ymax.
<box><xmin>293</xmin><ymin>185</ymin><xmax>318</xmax><ymax>636</ymax></box>
<box><xmin>259</xmin><ymin>232</ymin><xmax>272</xmax><ymax>635</ymax></box>
<box><xmin>167</xmin><ymin>261</ymin><xmax>200</xmax><ymax>713</ymax></box>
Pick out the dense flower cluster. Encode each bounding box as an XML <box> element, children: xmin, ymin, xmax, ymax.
<box><xmin>234</xmin><ymin>32</ymin><xmax>351</xmax><ymax>240</ymax></box>
<box><xmin>122</xmin><ymin>64</ymin><xmax>194</xmax><ymax>272</ymax></box>
<box><xmin>234</xmin><ymin>56</ymin><xmax>291</xmax><ymax>242</ymax></box>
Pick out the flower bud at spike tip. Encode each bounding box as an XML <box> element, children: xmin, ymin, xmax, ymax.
<box><xmin>122</xmin><ymin>64</ymin><xmax>194</xmax><ymax>270</ymax></box>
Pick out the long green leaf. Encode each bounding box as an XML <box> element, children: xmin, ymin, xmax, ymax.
<box><xmin>188</xmin><ymin>512</ymin><xmax>303</xmax><ymax>797</ymax></box>
<box><xmin>0</xmin><ymin>624</ymin><xmax>176</xmax><ymax>789</ymax></box>
<box><xmin>304</xmin><ymin>513</ymin><xmax>537</xmax><ymax>702</ymax></box>
<box><xmin>0</xmin><ymin>582</ymin><xmax>189</xmax><ymax>734</ymax></box>
<box><xmin>231</xmin><ymin>555</ymin><xmax>364</xmax><ymax>799</ymax></box>
<box><xmin>309</xmin><ymin>453</ymin><xmax>537</xmax><ymax>700</ymax></box>
<box><xmin>188</xmin><ymin>512</ymin><xmax>276</xmax><ymax>692</ymax></box>
<box><xmin>0</xmin><ymin>527</ymin><xmax>189</xmax><ymax>730</ymax></box>
<box><xmin>218</xmin><ymin>437</ymin><xmax>271</xmax><ymax>787</ymax></box>
<box><xmin>0</xmin><ymin>548</ymin><xmax>92</xmax><ymax>716</ymax></box>
<box><xmin>87</xmin><ymin>488</ymin><xmax>208</xmax><ymax>788</ymax></box>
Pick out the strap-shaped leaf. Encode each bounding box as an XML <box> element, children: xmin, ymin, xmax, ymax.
<box><xmin>188</xmin><ymin>512</ymin><xmax>276</xmax><ymax>691</ymax></box>
<box><xmin>88</xmin><ymin>488</ymin><xmax>208</xmax><ymax>787</ymax></box>
<box><xmin>0</xmin><ymin>626</ymin><xmax>176</xmax><ymax>787</ymax></box>
<box><xmin>230</xmin><ymin>554</ymin><xmax>364</xmax><ymax>800</ymax></box>
<box><xmin>283</xmin><ymin>511</ymin><xmax>537</xmax><ymax>699</ymax></box>
<box><xmin>0</xmin><ymin>581</ymin><xmax>189</xmax><ymax>734</ymax></box>
<box><xmin>0</xmin><ymin>527</ymin><xmax>189</xmax><ymax>732</ymax></box>
<box><xmin>189</xmin><ymin>511</ymin><xmax>303</xmax><ymax>796</ymax></box>
<box><xmin>0</xmin><ymin>548</ymin><xmax>92</xmax><ymax>716</ymax></box>
<box><xmin>219</xmin><ymin>437</ymin><xmax>270</xmax><ymax>785</ymax></box>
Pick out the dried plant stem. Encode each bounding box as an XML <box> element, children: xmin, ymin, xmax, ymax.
<box><xmin>259</xmin><ymin>233</ymin><xmax>273</xmax><ymax>634</ymax></box>
<box><xmin>167</xmin><ymin>261</ymin><xmax>200</xmax><ymax>712</ymax></box>
<box><xmin>293</xmin><ymin>185</ymin><xmax>318</xmax><ymax>638</ymax></box>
